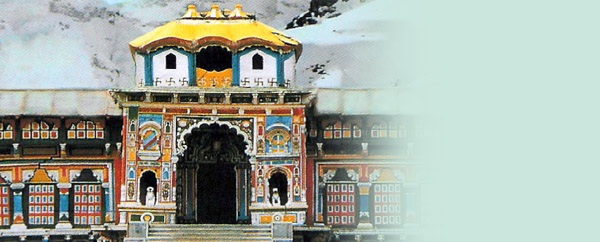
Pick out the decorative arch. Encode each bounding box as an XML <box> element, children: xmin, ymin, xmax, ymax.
<box><xmin>266</xmin><ymin>168</ymin><xmax>291</xmax><ymax>206</ymax></box>
<box><xmin>175</xmin><ymin>119</ymin><xmax>252</xmax><ymax>159</ymax></box>
<box><xmin>265</xmin><ymin>167</ymin><xmax>292</xmax><ymax>180</ymax></box>
<box><xmin>266</xmin><ymin>123</ymin><xmax>290</xmax><ymax>131</ymax></box>
<box><xmin>139</xmin><ymin>124</ymin><xmax>161</xmax><ymax>151</ymax></box>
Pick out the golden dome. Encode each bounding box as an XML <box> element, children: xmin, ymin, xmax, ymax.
<box><xmin>129</xmin><ymin>4</ymin><xmax>301</xmax><ymax>55</ymax></box>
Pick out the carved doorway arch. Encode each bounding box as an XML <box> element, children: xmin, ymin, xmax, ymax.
<box><xmin>176</xmin><ymin>123</ymin><xmax>251</xmax><ymax>224</ymax></box>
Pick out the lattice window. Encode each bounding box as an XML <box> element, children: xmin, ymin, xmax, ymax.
<box><xmin>22</xmin><ymin>121</ymin><xmax>58</xmax><ymax>140</ymax></box>
<box><xmin>342</xmin><ymin>123</ymin><xmax>361</xmax><ymax>139</ymax></box>
<box><xmin>266</xmin><ymin>129</ymin><xmax>289</xmax><ymax>154</ymax></box>
<box><xmin>68</xmin><ymin>121</ymin><xmax>104</xmax><ymax>139</ymax></box>
<box><xmin>388</xmin><ymin>122</ymin><xmax>407</xmax><ymax>138</ymax></box>
<box><xmin>352</xmin><ymin>125</ymin><xmax>362</xmax><ymax>138</ymax></box>
<box><xmin>0</xmin><ymin>123</ymin><xmax>13</xmax><ymax>140</ymax></box>
<box><xmin>272</xmin><ymin>134</ymin><xmax>285</xmax><ymax>153</ymax></box>
<box><xmin>324</xmin><ymin>121</ymin><xmax>342</xmax><ymax>139</ymax></box>
<box><xmin>0</xmin><ymin>186</ymin><xmax>10</xmax><ymax>226</ymax></box>
<box><xmin>371</xmin><ymin>123</ymin><xmax>388</xmax><ymax>138</ymax></box>
<box><xmin>342</xmin><ymin>123</ymin><xmax>352</xmax><ymax>138</ymax></box>
<box><xmin>373</xmin><ymin>183</ymin><xmax>402</xmax><ymax>226</ymax></box>
<box><xmin>27</xmin><ymin>185</ymin><xmax>55</xmax><ymax>225</ymax></box>
<box><xmin>324</xmin><ymin>124</ymin><xmax>333</xmax><ymax>139</ymax></box>
<box><xmin>333</xmin><ymin>122</ymin><xmax>342</xmax><ymax>139</ymax></box>
<box><xmin>325</xmin><ymin>183</ymin><xmax>357</xmax><ymax>226</ymax></box>
<box><xmin>73</xmin><ymin>184</ymin><xmax>102</xmax><ymax>225</ymax></box>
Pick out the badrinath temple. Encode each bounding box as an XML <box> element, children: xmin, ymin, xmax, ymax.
<box><xmin>0</xmin><ymin>4</ymin><xmax>418</xmax><ymax>242</ymax></box>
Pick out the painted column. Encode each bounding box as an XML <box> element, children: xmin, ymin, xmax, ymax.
<box><xmin>103</xmin><ymin>182</ymin><xmax>112</xmax><ymax>222</ymax></box>
<box><xmin>232</xmin><ymin>52</ymin><xmax>240</xmax><ymax>86</ymax></box>
<box><xmin>357</xmin><ymin>182</ymin><xmax>373</xmax><ymax>229</ymax></box>
<box><xmin>316</xmin><ymin>182</ymin><xmax>325</xmax><ymax>224</ymax></box>
<box><xmin>10</xmin><ymin>183</ymin><xmax>26</xmax><ymax>230</ymax></box>
<box><xmin>56</xmin><ymin>183</ymin><xmax>72</xmax><ymax>229</ymax></box>
<box><xmin>238</xmin><ymin>167</ymin><xmax>248</xmax><ymax>220</ymax></box>
<box><xmin>12</xmin><ymin>143</ymin><xmax>19</xmax><ymax>158</ymax></box>
<box><xmin>60</xmin><ymin>143</ymin><xmax>67</xmax><ymax>158</ymax></box>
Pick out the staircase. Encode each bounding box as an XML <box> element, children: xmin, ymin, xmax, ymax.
<box><xmin>146</xmin><ymin>224</ymin><xmax>273</xmax><ymax>241</ymax></box>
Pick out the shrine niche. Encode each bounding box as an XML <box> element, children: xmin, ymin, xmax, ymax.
<box><xmin>139</xmin><ymin>171</ymin><xmax>157</xmax><ymax>206</ymax></box>
<box><xmin>175</xmin><ymin>122</ymin><xmax>251</xmax><ymax>224</ymax></box>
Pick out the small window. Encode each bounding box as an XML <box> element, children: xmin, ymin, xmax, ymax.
<box><xmin>166</xmin><ymin>53</ymin><xmax>177</xmax><ymax>69</ymax></box>
<box><xmin>252</xmin><ymin>53</ymin><xmax>263</xmax><ymax>70</ymax></box>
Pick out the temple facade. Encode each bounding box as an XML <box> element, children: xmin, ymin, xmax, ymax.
<box><xmin>0</xmin><ymin>4</ymin><xmax>417</xmax><ymax>242</ymax></box>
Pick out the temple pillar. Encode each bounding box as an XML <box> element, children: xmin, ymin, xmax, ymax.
<box><xmin>316</xmin><ymin>143</ymin><xmax>323</xmax><ymax>157</ymax></box>
<box><xmin>238</xmin><ymin>166</ymin><xmax>249</xmax><ymax>221</ymax></box>
<box><xmin>224</xmin><ymin>93</ymin><xmax>231</xmax><ymax>104</ymax></box>
<box><xmin>357</xmin><ymin>182</ymin><xmax>373</xmax><ymax>229</ymax></box>
<box><xmin>361</xmin><ymin>142</ymin><xmax>368</xmax><ymax>156</ymax></box>
<box><xmin>103</xmin><ymin>182</ymin><xmax>113</xmax><ymax>222</ymax></box>
<box><xmin>56</xmin><ymin>183</ymin><xmax>72</xmax><ymax>229</ymax></box>
<box><xmin>10</xmin><ymin>183</ymin><xmax>26</xmax><ymax>230</ymax></box>
<box><xmin>252</xmin><ymin>93</ymin><xmax>258</xmax><ymax>105</ymax></box>
<box><xmin>60</xmin><ymin>143</ymin><xmax>67</xmax><ymax>158</ymax></box>
<box><xmin>12</xmin><ymin>143</ymin><xmax>19</xmax><ymax>158</ymax></box>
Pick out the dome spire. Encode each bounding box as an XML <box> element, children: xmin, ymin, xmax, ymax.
<box><xmin>205</xmin><ymin>4</ymin><xmax>225</xmax><ymax>19</ymax></box>
<box><xmin>182</xmin><ymin>4</ymin><xmax>201</xmax><ymax>18</ymax></box>
<box><xmin>228</xmin><ymin>4</ymin><xmax>249</xmax><ymax>19</ymax></box>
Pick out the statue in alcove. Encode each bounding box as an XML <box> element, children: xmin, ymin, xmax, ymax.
<box><xmin>272</xmin><ymin>188</ymin><xmax>281</xmax><ymax>206</ymax></box>
<box><xmin>146</xmin><ymin>187</ymin><xmax>156</xmax><ymax>206</ymax></box>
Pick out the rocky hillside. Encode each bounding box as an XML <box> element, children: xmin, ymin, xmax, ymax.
<box><xmin>0</xmin><ymin>0</ymin><xmax>400</xmax><ymax>89</ymax></box>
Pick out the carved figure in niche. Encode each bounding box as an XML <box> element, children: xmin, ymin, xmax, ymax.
<box><xmin>139</xmin><ymin>170</ymin><xmax>158</xmax><ymax>206</ymax></box>
<box><xmin>257</xmin><ymin>139</ymin><xmax>265</xmax><ymax>153</ymax></box>
<box><xmin>161</xmin><ymin>183</ymin><xmax>170</xmax><ymax>201</ymax></box>
<box><xmin>127</xmin><ymin>183</ymin><xmax>135</xmax><ymax>199</ymax></box>
<box><xmin>294</xmin><ymin>177</ymin><xmax>300</xmax><ymax>195</ymax></box>
<box><xmin>146</xmin><ymin>187</ymin><xmax>156</xmax><ymax>206</ymax></box>
<box><xmin>268</xmin><ymin>171</ymin><xmax>288</xmax><ymax>205</ymax></box>
<box><xmin>292</xmin><ymin>137</ymin><xmax>299</xmax><ymax>152</ymax></box>
<box><xmin>272</xmin><ymin>188</ymin><xmax>281</xmax><ymax>206</ymax></box>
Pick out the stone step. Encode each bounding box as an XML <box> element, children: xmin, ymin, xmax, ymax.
<box><xmin>146</xmin><ymin>237</ymin><xmax>272</xmax><ymax>242</ymax></box>
<box><xmin>150</xmin><ymin>227</ymin><xmax>271</xmax><ymax>231</ymax></box>
<box><xmin>150</xmin><ymin>224</ymin><xmax>271</xmax><ymax>228</ymax></box>
<box><xmin>150</xmin><ymin>228</ymin><xmax>271</xmax><ymax>232</ymax></box>
<box><xmin>146</xmin><ymin>224</ymin><xmax>273</xmax><ymax>241</ymax></box>
<box><xmin>148</xmin><ymin>232</ymin><xmax>271</xmax><ymax>237</ymax></box>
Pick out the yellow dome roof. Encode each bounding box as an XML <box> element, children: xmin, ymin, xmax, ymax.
<box><xmin>129</xmin><ymin>4</ymin><xmax>301</xmax><ymax>55</ymax></box>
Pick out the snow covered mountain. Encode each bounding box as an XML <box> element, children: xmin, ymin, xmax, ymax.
<box><xmin>0</xmin><ymin>0</ymin><xmax>405</xmax><ymax>89</ymax></box>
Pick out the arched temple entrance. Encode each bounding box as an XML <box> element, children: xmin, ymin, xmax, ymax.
<box><xmin>176</xmin><ymin>123</ymin><xmax>250</xmax><ymax>224</ymax></box>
